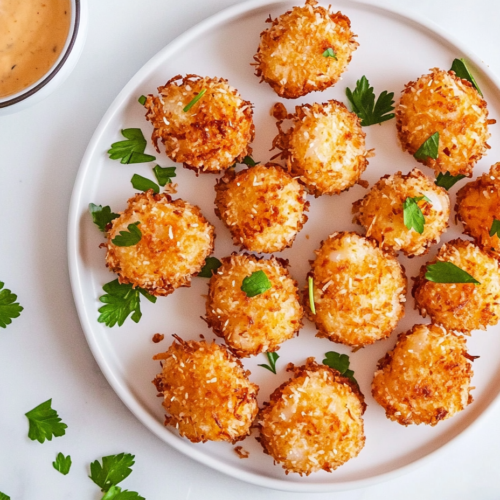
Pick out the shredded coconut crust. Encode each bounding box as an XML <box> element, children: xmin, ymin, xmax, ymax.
<box><xmin>253</xmin><ymin>0</ymin><xmax>358</xmax><ymax>99</ymax></box>
<box><xmin>106</xmin><ymin>190</ymin><xmax>215</xmax><ymax>296</ymax></box>
<box><xmin>372</xmin><ymin>324</ymin><xmax>475</xmax><ymax>426</ymax></box>
<box><xmin>144</xmin><ymin>74</ymin><xmax>255</xmax><ymax>173</ymax></box>
<box><xmin>396</xmin><ymin>68</ymin><xmax>493</xmax><ymax>177</ymax></box>
<box><xmin>305</xmin><ymin>232</ymin><xmax>406</xmax><ymax>347</ymax></box>
<box><xmin>214</xmin><ymin>163</ymin><xmax>309</xmax><ymax>253</ymax></box>
<box><xmin>272</xmin><ymin>100</ymin><xmax>371</xmax><ymax>196</ymax></box>
<box><xmin>412</xmin><ymin>238</ymin><xmax>500</xmax><ymax>333</ymax></box>
<box><xmin>352</xmin><ymin>168</ymin><xmax>451</xmax><ymax>257</ymax></box>
<box><xmin>152</xmin><ymin>335</ymin><xmax>259</xmax><ymax>443</ymax></box>
<box><xmin>205</xmin><ymin>253</ymin><xmax>303</xmax><ymax>357</ymax></box>
<box><xmin>258</xmin><ymin>358</ymin><xmax>366</xmax><ymax>475</ymax></box>
<box><xmin>456</xmin><ymin>162</ymin><xmax>500</xmax><ymax>260</ymax></box>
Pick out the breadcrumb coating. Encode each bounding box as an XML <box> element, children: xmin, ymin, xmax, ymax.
<box><xmin>258</xmin><ymin>358</ymin><xmax>366</xmax><ymax>475</ymax></box>
<box><xmin>253</xmin><ymin>0</ymin><xmax>358</xmax><ymax>99</ymax></box>
<box><xmin>144</xmin><ymin>74</ymin><xmax>255</xmax><ymax>173</ymax></box>
<box><xmin>396</xmin><ymin>68</ymin><xmax>493</xmax><ymax>177</ymax></box>
<box><xmin>272</xmin><ymin>101</ymin><xmax>370</xmax><ymax>196</ymax></box>
<box><xmin>353</xmin><ymin>168</ymin><xmax>451</xmax><ymax>257</ymax></box>
<box><xmin>305</xmin><ymin>232</ymin><xmax>407</xmax><ymax>347</ymax></box>
<box><xmin>413</xmin><ymin>238</ymin><xmax>500</xmax><ymax>332</ymax></box>
<box><xmin>456</xmin><ymin>162</ymin><xmax>500</xmax><ymax>259</ymax></box>
<box><xmin>106</xmin><ymin>190</ymin><xmax>214</xmax><ymax>296</ymax></box>
<box><xmin>372</xmin><ymin>324</ymin><xmax>475</xmax><ymax>426</ymax></box>
<box><xmin>205</xmin><ymin>254</ymin><xmax>303</xmax><ymax>357</ymax></box>
<box><xmin>152</xmin><ymin>336</ymin><xmax>259</xmax><ymax>443</ymax></box>
<box><xmin>214</xmin><ymin>164</ymin><xmax>309</xmax><ymax>253</ymax></box>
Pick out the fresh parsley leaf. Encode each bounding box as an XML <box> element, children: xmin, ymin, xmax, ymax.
<box><xmin>241</xmin><ymin>270</ymin><xmax>272</xmax><ymax>297</ymax></box>
<box><xmin>53</xmin><ymin>453</ymin><xmax>72</xmax><ymax>475</ymax></box>
<box><xmin>403</xmin><ymin>196</ymin><xmax>431</xmax><ymax>234</ymax></box>
<box><xmin>258</xmin><ymin>352</ymin><xmax>279</xmax><ymax>374</ymax></box>
<box><xmin>241</xmin><ymin>156</ymin><xmax>260</xmax><ymax>167</ymax></box>
<box><xmin>153</xmin><ymin>165</ymin><xmax>176</xmax><ymax>186</ymax></box>
<box><xmin>425</xmin><ymin>261</ymin><xmax>480</xmax><ymax>284</ymax></box>
<box><xmin>489</xmin><ymin>218</ymin><xmax>500</xmax><ymax>238</ymax></box>
<box><xmin>322</xmin><ymin>47</ymin><xmax>337</xmax><ymax>59</ymax></box>
<box><xmin>414</xmin><ymin>132</ymin><xmax>439</xmax><ymax>161</ymax></box>
<box><xmin>345</xmin><ymin>76</ymin><xmax>395</xmax><ymax>126</ymax></box>
<box><xmin>111</xmin><ymin>222</ymin><xmax>142</xmax><ymax>247</ymax></box>
<box><xmin>108</xmin><ymin>129</ymin><xmax>155</xmax><ymax>164</ymax></box>
<box><xmin>89</xmin><ymin>453</ymin><xmax>135</xmax><ymax>492</ymax></box>
<box><xmin>138</xmin><ymin>95</ymin><xmax>147</xmax><ymax>105</ymax></box>
<box><xmin>0</xmin><ymin>492</ymin><xmax>10</xmax><ymax>500</ymax></box>
<box><xmin>131</xmin><ymin>174</ymin><xmax>159</xmax><ymax>194</ymax></box>
<box><xmin>183</xmin><ymin>89</ymin><xmax>206</xmax><ymax>112</ymax></box>
<box><xmin>25</xmin><ymin>399</ymin><xmax>67</xmax><ymax>443</ymax></box>
<box><xmin>0</xmin><ymin>281</ymin><xmax>23</xmax><ymax>329</ymax></box>
<box><xmin>198</xmin><ymin>257</ymin><xmax>222</xmax><ymax>278</ymax></box>
<box><xmin>98</xmin><ymin>279</ymin><xmax>156</xmax><ymax>328</ymax></box>
<box><xmin>435</xmin><ymin>171</ymin><xmax>466</xmax><ymax>190</ymax></box>
<box><xmin>451</xmin><ymin>58</ymin><xmax>483</xmax><ymax>96</ymax></box>
<box><xmin>89</xmin><ymin>204</ymin><xmax>119</xmax><ymax>232</ymax></box>
<box><xmin>102</xmin><ymin>486</ymin><xmax>145</xmax><ymax>500</ymax></box>
<box><xmin>323</xmin><ymin>351</ymin><xmax>357</xmax><ymax>385</ymax></box>
<box><xmin>308</xmin><ymin>276</ymin><xmax>316</xmax><ymax>315</ymax></box>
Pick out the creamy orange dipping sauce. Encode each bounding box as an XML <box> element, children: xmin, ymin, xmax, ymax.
<box><xmin>0</xmin><ymin>0</ymin><xmax>71</xmax><ymax>98</ymax></box>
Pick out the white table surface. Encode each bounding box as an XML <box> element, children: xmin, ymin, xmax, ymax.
<box><xmin>1</xmin><ymin>0</ymin><xmax>500</xmax><ymax>498</ymax></box>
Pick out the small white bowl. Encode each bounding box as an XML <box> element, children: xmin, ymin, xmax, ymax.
<box><xmin>0</xmin><ymin>0</ymin><xmax>88</xmax><ymax>116</ymax></box>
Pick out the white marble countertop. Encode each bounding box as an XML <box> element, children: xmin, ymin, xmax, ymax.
<box><xmin>1</xmin><ymin>0</ymin><xmax>500</xmax><ymax>498</ymax></box>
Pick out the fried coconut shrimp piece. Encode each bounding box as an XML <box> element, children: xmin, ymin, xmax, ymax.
<box><xmin>258</xmin><ymin>358</ymin><xmax>366</xmax><ymax>475</ymax></box>
<box><xmin>456</xmin><ymin>162</ymin><xmax>500</xmax><ymax>259</ymax></box>
<box><xmin>205</xmin><ymin>254</ymin><xmax>303</xmax><ymax>357</ymax></box>
<box><xmin>396</xmin><ymin>68</ymin><xmax>494</xmax><ymax>177</ymax></box>
<box><xmin>106</xmin><ymin>190</ymin><xmax>214</xmax><ymax>296</ymax></box>
<box><xmin>253</xmin><ymin>0</ymin><xmax>358</xmax><ymax>99</ymax></box>
<box><xmin>272</xmin><ymin>101</ymin><xmax>371</xmax><ymax>196</ymax></box>
<box><xmin>306</xmin><ymin>232</ymin><xmax>406</xmax><ymax>347</ymax></box>
<box><xmin>144</xmin><ymin>74</ymin><xmax>254</xmax><ymax>173</ymax></box>
<box><xmin>413</xmin><ymin>238</ymin><xmax>500</xmax><ymax>333</ymax></box>
<box><xmin>353</xmin><ymin>168</ymin><xmax>450</xmax><ymax>257</ymax></box>
<box><xmin>153</xmin><ymin>335</ymin><xmax>259</xmax><ymax>443</ymax></box>
<box><xmin>372</xmin><ymin>324</ymin><xmax>475</xmax><ymax>426</ymax></box>
<box><xmin>214</xmin><ymin>164</ymin><xmax>308</xmax><ymax>253</ymax></box>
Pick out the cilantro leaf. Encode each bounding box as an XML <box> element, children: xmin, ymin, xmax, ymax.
<box><xmin>198</xmin><ymin>257</ymin><xmax>222</xmax><ymax>278</ymax></box>
<box><xmin>308</xmin><ymin>276</ymin><xmax>316</xmax><ymax>315</ymax></box>
<box><xmin>414</xmin><ymin>132</ymin><xmax>439</xmax><ymax>161</ymax></box>
<box><xmin>489</xmin><ymin>218</ymin><xmax>500</xmax><ymax>238</ymax></box>
<box><xmin>183</xmin><ymin>89</ymin><xmax>206</xmax><ymax>112</ymax></box>
<box><xmin>111</xmin><ymin>222</ymin><xmax>142</xmax><ymax>247</ymax></box>
<box><xmin>241</xmin><ymin>270</ymin><xmax>271</xmax><ymax>297</ymax></box>
<box><xmin>98</xmin><ymin>279</ymin><xmax>156</xmax><ymax>328</ymax></box>
<box><xmin>451</xmin><ymin>58</ymin><xmax>483</xmax><ymax>96</ymax></box>
<box><xmin>108</xmin><ymin>129</ymin><xmax>155</xmax><ymax>164</ymax></box>
<box><xmin>0</xmin><ymin>281</ymin><xmax>23</xmax><ymax>329</ymax></box>
<box><xmin>131</xmin><ymin>174</ymin><xmax>159</xmax><ymax>194</ymax></box>
<box><xmin>435</xmin><ymin>172</ymin><xmax>466</xmax><ymax>190</ymax></box>
<box><xmin>138</xmin><ymin>95</ymin><xmax>147</xmax><ymax>105</ymax></box>
<box><xmin>258</xmin><ymin>352</ymin><xmax>279</xmax><ymax>374</ymax></box>
<box><xmin>425</xmin><ymin>261</ymin><xmax>480</xmax><ymax>284</ymax></box>
<box><xmin>403</xmin><ymin>196</ymin><xmax>431</xmax><ymax>234</ymax></box>
<box><xmin>345</xmin><ymin>76</ymin><xmax>395</xmax><ymax>126</ymax></box>
<box><xmin>322</xmin><ymin>48</ymin><xmax>337</xmax><ymax>59</ymax></box>
<box><xmin>53</xmin><ymin>453</ymin><xmax>72</xmax><ymax>475</ymax></box>
<box><xmin>89</xmin><ymin>453</ymin><xmax>135</xmax><ymax>492</ymax></box>
<box><xmin>89</xmin><ymin>204</ymin><xmax>119</xmax><ymax>232</ymax></box>
<box><xmin>323</xmin><ymin>351</ymin><xmax>358</xmax><ymax>385</ymax></box>
<box><xmin>25</xmin><ymin>399</ymin><xmax>67</xmax><ymax>443</ymax></box>
<box><xmin>102</xmin><ymin>486</ymin><xmax>145</xmax><ymax>500</ymax></box>
<box><xmin>153</xmin><ymin>165</ymin><xmax>176</xmax><ymax>186</ymax></box>
<box><xmin>0</xmin><ymin>492</ymin><xmax>10</xmax><ymax>500</ymax></box>
<box><xmin>241</xmin><ymin>156</ymin><xmax>260</xmax><ymax>167</ymax></box>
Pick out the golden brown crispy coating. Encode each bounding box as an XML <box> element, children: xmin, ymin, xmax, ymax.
<box><xmin>372</xmin><ymin>324</ymin><xmax>475</xmax><ymax>426</ymax></box>
<box><xmin>214</xmin><ymin>164</ymin><xmax>308</xmax><ymax>253</ymax></box>
<box><xmin>396</xmin><ymin>68</ymin><xmax>493</xmax><ymax>177</ymax></box>
<box><xmin>106</xmin><ymin>190</ymin><xmax>214</xmax><ymax>296</ymax></box>
<box><xmin>153</xmin><ymin>336</ymin><xmax>259</xmax><ymax>443</ymax></box>
<box><xmin>205</xmin><ymin>253</ymin><xmax>303</xmax><ymax>357</ymax></box>
<box><xmin>253</xmin><ymin>0</ymin><xmax>358</xmax><ymax>98</ymax></box>
<box><xmin>412</xmin><ymin>238</ymin><xmax>500</xmax><ymax>332</ymax></box>
<box><xmin>305</xmin><ymin>232</ymin><xmax>406</xmax><ymax>347</ymax></box>
<box><xmin>272</xmin><ymin>100</ymin><xmax>370</xmax><ymax>196</ymax></box>
<box><xmin>258</xmin><ymin>358</ymin><xmax>366</xmax><ymax>475</ymax></box>
<box><xmin>353</xmin><ymin>168</ymin><xmax>450</xmax><ymax>257</ymax></box>
<box><xmin>144</xmin><ymin>74</ymin><xmax>254</xmax><ymax>173</ymax></box>
<box><xmin>456</xmin><ymin>162</ymin><xmax>500</xmax><ymax>259</ymax></box>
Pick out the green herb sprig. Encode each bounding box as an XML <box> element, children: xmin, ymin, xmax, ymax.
<box><xmin>435</xmin><ymin>171</ymin><xmax>466</xmax><ymax>190</ymax></box>
<box><xmin>153</xmin><ymin>165</ymin><xmax>176</xmax><ymax>186</ymax></box>
<box><xmin>489</xmin><ymin>218</ymin><xmax>500</xmax><ymax>238</ymax></box>
<box><xmin>308</xmin><ymin>276</ymin><xmax>316</xmax><ymax>315</ymax></box>
<box><xmin>451</xmin><ymin>58</ymin><xmax>482</xmax><ymax>96</ymax></box>
<box><xmin>183</xmin><ymin>89</ymin><xmax>206</xmax><ymax>112</ymax></box>
<box><xmin>258</xmin><ymin>352</ymin><xmax>279</xmax><ymax>374</ymax></box>
<box><xmin>101</xmin><ymin>485</ymin><xmax>145</xmax><ymax>500</ymax></box>
<box><xmin>111</xmin><ymin>222</ymin><xmax>142</xmax><ymax>247</ymax></box>
<box><xmin>403</xmin><ymin>195</ymin><xmax>431</xmax><ymax>234</ymax></box>
<box><xmin>241</xmin><ymin>271</ymin><xmax>272</xmax><ymax>297</ymax></box>
<box><xmin>198</xmin><ymin>257</ymin><xmax>222</xmax><ymax>278</ymax></box>
<box><xmin>322</xmin><ymin>48</ymin><xmax>337</xmax><ymax>59</ymax></box>
<box><xmin>25</xmin><ymin>399</ymin><xmax>67</xmax><ymax>443</ymax></box>
<box><xmin>89</xmin><ymin>453</ymin><xmax>135</xmax><ymax>492</ymax></box>
<box><xmin>0</xmin><ymin>281</ymin><xmax>23</xmax><ymax>329</ymax></box>
<box><xmin>53</xmin><ymin>453</ymin><xmax>72</xmax><ymax>475</ymax></box>
<box><xmin>108</xmin><ymin>129</ymin><xmax>156</xmax><ymax>164</ymax></box>
<box><xmin>89</xmin><ymin>204</ymin><xmax>119</xmax><ymax>232</ymax></box>
<box><xmin>323</xmin><ymin>351</ymin><xmax>358</xmax><ymax>386</ymax></box>
<box><xmin>131</xmin><ymin>174</ymin><xmax>159</xmax><ymax>194</ymax></box>
<box><xmin>414</xmin><ymin>132</ymin><xmax>439</xmax><ymax>161</ymax></box>
<box><xmin>0</xmin><ymin>492</ymin><xmax>10</xmax><ymax>500</ymax></box>
<box><xmin>425</xmin><ymin>261</ymin><xmax>480</xmax><ymax>284</ymax></box>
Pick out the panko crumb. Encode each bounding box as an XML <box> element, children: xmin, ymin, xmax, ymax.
<box><xmin>234</xmin><ymin>446</ymin><xmax>250</xmax><ymax>459</ymax></box>
<box><xmin>152</xmin><ymin>333</ymin><xmax>165</xmax><ymax>343</ymax></box>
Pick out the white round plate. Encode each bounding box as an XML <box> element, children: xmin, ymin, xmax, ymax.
<box><xmin>68</xmin><ymin>0</ymin><xmax>500</xmax><ymax>492</ymax></box>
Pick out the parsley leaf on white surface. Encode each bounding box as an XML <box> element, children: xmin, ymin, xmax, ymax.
<box><xmin>451</xmin><ymin>58</ymin><xmax>483</xmax><ymax>96</ymax></box>
<box><xmin>323</xmin><ymin>351</ymin><xmax>358</xmax><ymax>386</ymax></box>
<box><xmin>25</xmin><ymin>399</ymin><xmax>67</xmax><ymax>443</ymax></box>
<box><xmin>153</xmin><ymin>165</ymin><xmax>176</xmax><ymax>186</ymax></box>
<box><xmin>89</xmin><ymin>204</ymin><xmax>119</xmax><ymax>232</ymax></box>
<box><xmin>89</xmin><ymin>453</ymin><xmax>136</xmax><ymax>492</ymax></box>
<box><xmin>435</xmin><ymin>171</ymin><xmax>466</xmax><ymax>190</ymax></box>
<box><xmin>53</xmin><ymin>453</ymin><xmax>72</xmax><ymax>475</ymax></box>
<box><xmin>101</xmin><ymin>485</ymin><xmax>145</xmax><ymax>500</ymax></box>
<box><xmin>258</xmin><ymin>352</ymin><xmax>279</xmax><ymax>374</ymax></box>
<box><xmin>0</xmin><ymin>492</ymin><xmax>10</xmax><ymax>500</ymax></box>
<box><xmin>0</xmin><ymin>281</ymin><xmax>23</xmax><ymax>329</ymax></box>
<box><xmin>108</xmin><ymin>129</ymin><xmax>156</xmax><ymax>164</ymax></box>
<box><xmin>131</xmin><ymin>174</ymin><xmax>159</xmax><ymax>194</ymax></box>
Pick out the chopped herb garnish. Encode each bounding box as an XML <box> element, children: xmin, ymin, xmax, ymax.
<box><xmin>138</xmin><ymin>95</ymin><xmax>147</xmax><ymax>105</ymax></box>
<box><xmin>25</xmin><ymin>399</ymin><xmax>67</xmax><ymax>443</ymax></box>
<box><xmin>153</xmin><ymin>165</ymin><xmax>176</xmax><ymax>186</ymax></box>
<box><xmin>323</xmin><ymin>351</ymin><xmax>357</xmax><ymax>385</ymax></box>
<box><xmin>131</xmin><ymin>174</ymin><xmax>159</xmax><ymax>194</ymax></box>
<box><xmin>435</xmin><ymin>171</ymin><xmax>466</xmax><ymax>190</ymax></box>
<box><xmin>258</xmin><ymin>352</ymin><xmax>279</xmax><ymax>374</ymax></box>
<box><xmin>183</xmin><ymin>89</ymin><xmax>206</xmax><ymax>112</ymax></box>
<box><xmin>0</xmin><ymin>492</ymin><xmax>10</xmax><ymax>500</ymax></box>
<box><xmin>0</xmin><ymin>281</ymin><xmax>23</xmax><ymax>329</ymax></box>
<box><xmin>490</xmin><ymin>218</ymin><xmax>500</xmax><ymax>238</ymax></box>
<box><xmin>241</xmin><ymin>270</ymin><xmax>271</xmax><ymax>297</ymax></box>
<box><xmin>89</xmin><ymin>203</ymin><xmax>119</xmax><ymax>232</ymax></box>
<box><xmin>241</xmin><ymin>155</ymin><xmax>260</xmax><ymax>167</ymax></box>
<box><xmin>98</xmin><ymin>279</ymin><xmax>156</xmax><ymax>328</ymax></box>
<box><xmin>308</xmin><ymin>276</ymin><xmax>316</xmax><ymax>315</ymax></box>
<box><xmin>425</xmin><ymin>261</ymin><xmax>480</xmax><ymax>284</ymax></box>
<box><xmin>322</xmin><ymin>48</ymin><xmax>337</xmax><ymax>59</ymax></box>
<box><xmin>111</xmin><ymin>222</ymin><xmax>142</xmax><ymax>247</ymax></box>
<box><xmin>108</xmin><ymin>129</ymin><xmax>156</xmax><ymax>164</ymax></box>
<box><xmin>101</xmin><ymin>485</ymin><xmax>145</xmax><ymax>500</ymax></box>
<box><xmin>53</xmin><ymin>453</ymin><xmax>72</xmax><ymax>475</ymax></box>
<box><xmin>89</xmin><ymin>453</ymin><xmax>135</xmax><ymax>492</ymax></box>
<box><xmin>198</xmin><ymin>257</ymin><xmax>222</xmax><ymax>278</ymax></box>
<box><xmin>414</xmin><ymin>132</ymin><xmax>439</xmax><ymax>161</ymax></box>
<box><xmin>403</xmin><ymin>195</ymin><xmax>431</xmax><ymax>234</ymax></box>
<box><xmin>451</xmin><ymin>58</ymin><xmax>483</xmax><ymax>96</ymax></box>
<box><xmin>346</xmin><ymin>76</ymin><xmax>395</xmax><ymax>126</ymax></box>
